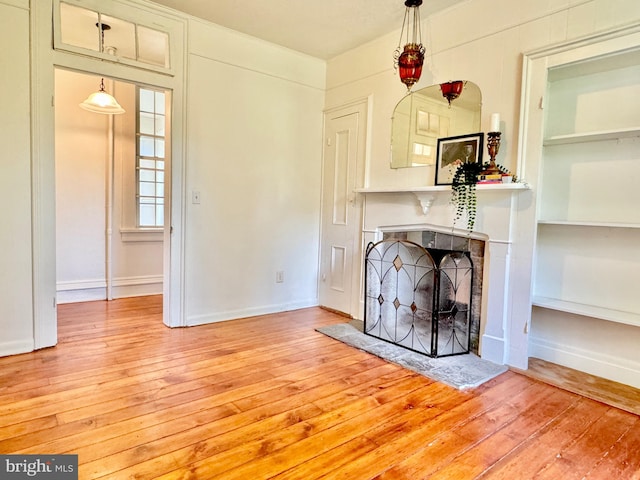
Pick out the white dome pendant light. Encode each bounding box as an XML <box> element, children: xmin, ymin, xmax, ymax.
<box><xmin>79</xmin><ymin>77</ymin><xmax>125</xmax><ymax>115</ymax></box>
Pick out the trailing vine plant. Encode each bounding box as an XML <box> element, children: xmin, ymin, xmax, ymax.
<box><xmin>450</xmin><ymin>162</ymin><xmax>517</xmax><ymax>231</ymax></box>
<box><xmin>451</xmin><ymin>161</ymin><xmax>482</xmax><ymax>231</ymax></box>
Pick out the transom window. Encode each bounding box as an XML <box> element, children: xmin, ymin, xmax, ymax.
<box><xmin>137</xmin><ymin>88</ymin><xmax>165</xmax><ymax>228</ymax></box>
<box><xmin>57</xmin><ymin>1</ymin><xmax>171</xmax><ymax>71</ymax></box>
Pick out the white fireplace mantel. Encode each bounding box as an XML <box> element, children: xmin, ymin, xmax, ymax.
<box><xmin>356</xmin><ymin>181</ymin><xmax>532</xmax><ymax>367</ymax></box>
<box><xmin>355</xmin><ymin>183</ymin><xmax>530</xmax><ymax>214</ymax></box>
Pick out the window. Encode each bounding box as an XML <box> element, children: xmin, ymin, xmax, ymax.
<box><xmin>137</xmin><ymin>88</ymin><xmax>166</xmax><ymax>228</ymax></box>
<box><xmin>57</xmin><ymin>1</ymin><xmax>171</xmax><ymax>71</ymax></box>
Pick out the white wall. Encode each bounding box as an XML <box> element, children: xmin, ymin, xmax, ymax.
<box><xmin>183</xmin><ymin>20</ymin><xmax>326</xmax><ymax>324</ymax></box>
<box><xmin>0</xmin><ymin>0</ymin><xmax>33</xmax><ymax>356</ymax></box>
<box><xmin>55</xmin><ymin>70</ymin><xmax>108</xmax><ymax>302</ymax></box>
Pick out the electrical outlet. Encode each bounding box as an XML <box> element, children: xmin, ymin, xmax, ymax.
<box><xmin>276</xmin><ymin>271</ymin><xmax>284</xmax><ymax>283</ymax></box>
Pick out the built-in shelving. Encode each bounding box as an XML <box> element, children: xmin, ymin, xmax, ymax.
<box><xmin>537</xmin><ymin>220</ymin><xmax>640</xmax><ymax>229</ymax></box>
<box><xmin>532</xmin><ymin>296</ymin><xmax>640</xmax><ymax>328</ymax></box>
<box><xmin>522</xmin><ymin>26</ymin><xmax>640</xmax><ymax>389</ymax></box>
<box><xmin>543</xmin><ymin>127</ymin><xmax>640</xmax><ymax>146</ymax></box>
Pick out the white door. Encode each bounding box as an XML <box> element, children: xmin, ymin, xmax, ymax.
<box><xmin>319</xmin><ymin>101</ymin><xmax>367</xmax><ymax>316</ymax></box>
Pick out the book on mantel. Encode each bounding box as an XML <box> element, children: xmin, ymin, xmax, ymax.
<box><xmin>477</xmin><ymin>173</ymin><xmax>503</xmax><ymax>184</ymax></box>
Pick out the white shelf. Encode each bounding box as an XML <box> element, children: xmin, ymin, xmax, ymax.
<box><xmin>355</xmin><ymin>182</ymin><xmax>530</xmax><ymax>194</ymax></box>
<box><xmin>543</xmin><ymin>127</ymin><xmax>640</xmax><ymax>146</ymax></box>
<box><xmin>537</xmin><ymin>220</ymin><xmax>640</xmax><ymax>229</ymax></box>
<box><xmin>356</xmin><ymin>183</ymin><xmax>529</xmax><ymax>215</ymax></box>
<box><xmin>547</xmin><ymin>48</ymin><xmax>640</xmax><ymax>82</ymax></box>
<box><xmin>532</xmin><ymin>296</ymin><xmax>640</xmax><ymax>328</ymax></box>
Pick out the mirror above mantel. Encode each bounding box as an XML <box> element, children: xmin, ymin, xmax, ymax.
<box><xmin>391</xmin><ymin>81</ymin><xmax>482</xmax><ymax>168</ymax></box>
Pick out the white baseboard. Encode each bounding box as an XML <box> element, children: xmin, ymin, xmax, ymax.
<box><xmin>0</xmin><ymin>338</ymin><xmax>35</xmax><ymax>357</ymax></box>
<box><xmin>57</xmin><ymin>288</ymin><xmax>106</xmax><ymax>304</ymax></box>
<box><xmin>57</xmin><ymin>279</ymin><xmax>106</xmax><ymax>291</ymax></box>
<box><xmin>529</xmin><ymin>336</ymin><xmax>640</xmax><ymax>390</ymax></box>
<box><xmin>56</xmin><ymin>275</ymin><xmax>163</xmax><ymax>304</ymax></box>
<box><xmin>187</xmin><ymin>298</ymin><xmax>319</xmax><ymax>326</ymax></box>
<box><xmin>112</xmin><ymin>275</ymin><xmax>163</xmax><ymax>298</ymax></box>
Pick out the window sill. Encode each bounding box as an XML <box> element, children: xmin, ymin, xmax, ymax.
<box><xmin>120</xmin><ymin>228</ymin><xmax>164</xmax><ymax>243</ymax></box>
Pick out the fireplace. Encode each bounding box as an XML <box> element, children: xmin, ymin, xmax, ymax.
<box><xmin>364</xmin><ymin>230</ymin><xmax>485</xmax><ymax>357</ymax></box>
<box><xmin>356</xmin><ymin>185</ymin><xmax>527</xmax><ymax>367</ymax></box>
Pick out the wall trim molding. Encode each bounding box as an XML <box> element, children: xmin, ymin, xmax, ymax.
<box><xmin>56</xmin><ymin>275</ymin><xmax>163</xmax><ymax>304</ymax></box>
<box><xmin>480</xmin><ymin>334</ymin><xmax>506</xmax><ymax>365</ymax></box>
<box><xmin>529</xmin><ymin>336</ymin><xmax>640</xmax><ymax>390</ymax></box>
<box><xmin>112</xmin><ymin>275</ymin><xmax>164</xmax><ymax>287</ymax></box>
<box><xmin>1</xmin><ymin>0</ymin><xmax>28</xmax><ymax>10</ymax></box>
<box><xmin>0</xmin><ymin>339</ymin><xmax>35</xmax><ymax>357</ymax></box>
<box><xmin>120</xmin><ymin>228</ymin><xmax>164</xmax><ymax>242</ymax></box>
<box><xmin>57</xmin><ymin>279</ymin><xmax>107</xmax><ymax>291</ymax></box>
<box><xmin>187</xmin><ymin>300</ymin><xmax>319</xmax><ymax>327</ymax></box>
<box><xmin>57</xmin><ymin>275</ymin><xmax>163</xmax><ymax>291</ymax></box>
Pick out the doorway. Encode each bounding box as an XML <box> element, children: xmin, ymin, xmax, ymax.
<box><xmin>318</xmin><ymin>100</ymin><xmax>368</xmax><ymax>317</ymax></box>
<box><xmin>54</xmin><ymin>69</ymin><xmax>169</xmax><ymax>310</ymax></box>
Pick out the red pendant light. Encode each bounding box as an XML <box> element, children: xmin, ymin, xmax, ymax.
<box><xmin>440</xmin><ymin>80</ymin><xmax>466</xmax><ymax>107</ymax></box>
<box><xmin>394</xmin><ymin>0</ymin><xmax>425</xmax><ymax>91</ymax></box>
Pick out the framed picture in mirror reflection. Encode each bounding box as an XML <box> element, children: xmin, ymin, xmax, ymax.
<box><xmin>435</xmin><ymin>132</ymin><xmax>484</xmax><ymax>185</ymax></box>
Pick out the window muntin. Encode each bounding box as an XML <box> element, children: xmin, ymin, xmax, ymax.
<box><xmin>137</xmin><ymin>88</ymin><xmax>166</xmax><ymax>228</ymax></box>
<box><xmin>100</xmin><ymin>14</ymin><xmax>136</xmax><ymax>61</ymax></box>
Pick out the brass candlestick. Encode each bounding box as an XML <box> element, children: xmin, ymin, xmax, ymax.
<box><xmin>482</xmin><ymin>131</ymin><xmax>501</xmax><ymax>176</ymax></box>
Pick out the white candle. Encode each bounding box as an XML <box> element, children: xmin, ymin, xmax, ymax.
<box><xmin>490</xmin><ymin>113</ymin><xmax>501</xmax><ymax>132</ymax></box>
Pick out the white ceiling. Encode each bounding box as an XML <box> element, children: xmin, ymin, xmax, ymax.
<box><xmin>148</xmin><ymin>0</ymin><xmax>465</xmax><ymax>60</ymax></box>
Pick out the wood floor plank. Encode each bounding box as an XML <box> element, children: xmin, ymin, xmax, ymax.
<box><xmin>475</xmin><ymin>396</ymin><xmax>605</xmax><ymax>479</ymax></box>
<box><xmin>423</xmin><ymin>388</ymin><xmax>579</xmax><ymax>479</ymax></box>
<box><xmin>202</xmin><ymin>383</ymin><xmax>445</xmax><ymax>480</ymax></box>
<box><xmin>531</xmin><ymin>406</ymin><xmax>638</xmax><ymax>479</ymax></box>
<box><xmin>327</xmin><ymin>374</ymin><xmax>545</xmax><ymax>480</ymax></box>
<box><xmin>372</xmin><ymin>383</ymin><xmax>551</xmax><ymax>479</ymax></box>
<box><xmin>113</xmin><ymin>367</ymin><xmax>414</xmax><ymax>479</ymax></box>
<box><xmin>66</xmin><ymin>365</ymin><xmax>410</xmax><ymax>476</ymax></box>
<box><xmin>0</xmin><ymin>296</ymin><xmax>638</xmax><ymax>479</ymax></box>
<box><xmin>270</xmin><ymin>436</ymin><xmax>379</xmax><ymax>480</ymax></box>
<box><xmin>82</xmin><ymin>402</ymin><xmax>325</xmax><ymax>479</ymax></box>
<box><xmin>0</xmin><ymin>336</ymin><xmax>350</xmax><ymax>425</ymax></box>
<box><xmin>584</xmin><ymin>416</ymin><xmax>640</xmax><ymax>479</ymax></box>
<box><xmin>125</xmin><ymin>396</ymin><xmax>383</xmax><ymax>480</ymax></box>
<box><xmin>91</xmin><ymin>376</ymin><xmax>430</xmax><ymax>476</ymax></box>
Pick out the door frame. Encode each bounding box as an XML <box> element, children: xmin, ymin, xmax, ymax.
<box><xmin>319</xmin><ymin>97</ymin><xmax>371</xmax><ymax>319</ymax></box>
<box><xmin>31</xmin><ymin>2</ymin><xmax>187</xmax><ymax>349</ymax></box>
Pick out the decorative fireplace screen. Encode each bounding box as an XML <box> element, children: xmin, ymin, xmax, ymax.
<box><xmin>364</xmin><ymin>239</ymin><xmax>473</xmax><ymax>357</ymax></box>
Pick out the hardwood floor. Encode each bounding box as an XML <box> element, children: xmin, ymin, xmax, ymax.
<box><xmin>515</xmin><ymin>357</ymin><xmax>640</xmax><ymax>417</ymax></box>
<box><xmin>1</xmin><ymin>296</ymin><xmax>639</xmax><ymax>479</ymax></box>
